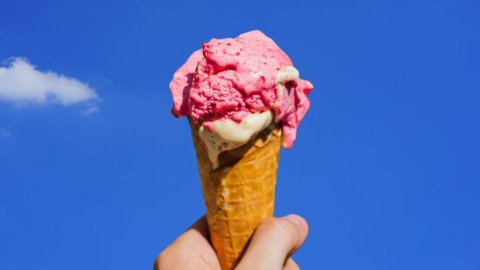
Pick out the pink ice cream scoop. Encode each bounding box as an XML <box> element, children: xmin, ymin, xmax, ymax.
<box><xmin>170</xmin><ymin>30</ymin><xmax>313</xmax><ymax>149</ymax></box>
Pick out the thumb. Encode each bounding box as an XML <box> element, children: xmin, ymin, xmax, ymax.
<box><xmin>235</xmin><ymin>214</ymin><xmax>309</xmax><ymax>270</ymax></box>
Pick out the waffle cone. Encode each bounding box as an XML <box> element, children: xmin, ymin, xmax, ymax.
<box><xmin>190</xmin><ymin>122</ymin><xmax>281</xmax><ymax>270</ymax></box>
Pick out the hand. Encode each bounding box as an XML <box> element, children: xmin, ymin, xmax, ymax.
<box><xmin>154</xmin><ymin>214</ymin><xmax>309</xmax><ymax>270</ymax></box>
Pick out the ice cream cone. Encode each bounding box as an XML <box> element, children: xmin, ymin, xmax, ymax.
<box><xmin>190</xmin><ymin>121</ymin><xmax>282</xmax><ymax>270</ymax></box>
<box><xmin>170</xmin><ymin>30</ymin><xmax>313</xmax><ymax>269</ymax></box>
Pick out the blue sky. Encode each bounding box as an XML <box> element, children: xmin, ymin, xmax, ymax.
<box><xmin>1</xmin><ymin>0</ymin><xmax>479</xmax><ymax>269</ymax></box>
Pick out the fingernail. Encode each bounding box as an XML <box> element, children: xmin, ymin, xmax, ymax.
<box><xmin>284</xmin><ymin>214</ymin><xmax>308</xmax><ymax>233</ymax></box>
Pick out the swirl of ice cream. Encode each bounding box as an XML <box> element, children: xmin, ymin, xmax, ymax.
<box><xmin>170</xmin><ymin>30</ymin><xmax>313</xmax><ymax>165</ymax></box>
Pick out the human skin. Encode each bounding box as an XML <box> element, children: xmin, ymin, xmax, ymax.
<box><xmin>154</xmin><ymin>215</ymin><xmax>309</xmax><ymax>270</ymax></box>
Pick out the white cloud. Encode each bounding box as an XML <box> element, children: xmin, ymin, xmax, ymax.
<box><xmin>80</xmin><ymin>105</ymin><xmax>99</xmax><ymax>116</ymax></box>
<box><xmin>0</xmin><ymin>57</ymin><xmax>99</xmax><ymax>105</ymax></box>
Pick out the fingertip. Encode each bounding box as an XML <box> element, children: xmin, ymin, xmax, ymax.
<box><xmin>283</xmin><ymin>214</ymin><xmax>309</xmax><ymax>236</ymax></box>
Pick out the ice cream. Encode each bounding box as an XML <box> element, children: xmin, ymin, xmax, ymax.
<box><xmin>169</xmin><ymin>30</ymin><xmax>313</xmax><ymax>270</ymax></box>
<box><xmin>170</xmin><ymin>30</ymin><xmax>313</xmax><ymax>162</ymax></box>
<box><xmin>198</xmin><ymin>110</ymin><xmax>273</xmax><ymax>168</ymax></box>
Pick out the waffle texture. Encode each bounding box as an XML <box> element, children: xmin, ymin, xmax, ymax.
<box><xmin>190</xmin><ymin>123</ymin><xmax>281</xmax><ymax>270</ymax></box>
